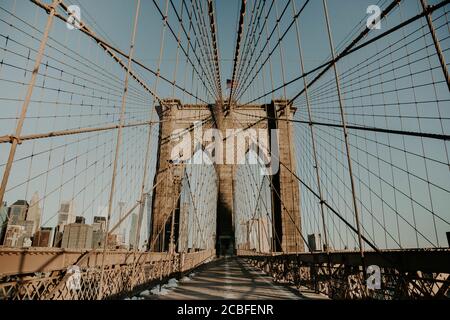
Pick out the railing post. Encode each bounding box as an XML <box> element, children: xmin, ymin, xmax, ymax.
<box><xmin>0</xmin><ymin>0</ymin><xmax>61</xmax><ymax>206</ymax></box>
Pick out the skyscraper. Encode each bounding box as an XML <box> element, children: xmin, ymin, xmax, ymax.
<box><xmin>32</xmin><ymin>227</ymin><xmax>53</xmax><ymax>247</ymax></box>
<box><xmin>26</xmin><ymin>192</ymin><xmax>42</xmax><ymax>235</ymax></box>
<box><xmin>57</xmin><ymin>201</ymin><xmax>76</xmax><ymax>232</ymax></box>
<box><xmin>93</xmin><ymin>216</ymin><xmax>107</xmax><ymax>232</ymax></box>
<box><xmin>61</xmin><ymin>223</ymin><xmax>93</xmax><ymax>250</ymax></box>
<box><xmin>92</xmin><ymin>216</ymin><xmax>107</xmax><ymax>249</ymax></box>
<box><xmin>118</xmin><ymin>201</ymin><xmax>126</xmax><ymax>241</ymax></box>
<box><xmin>3</xmin><ymin>200</ymin><xmax>29</xmax><ymax>247</ymax></box>
<box><xmin>53</xmin><ymin>225</ymin><xmax>63</xmax><ymax>248</ymax></box>
<box><xmin>19</xmin><ymin>220</ymin><xmax>35</xmax><ymax>246</ymax></box>
<box><xmin>3</xmin><ymin>225</ymin><xmax>25</xmax><ymax>247</ymax></box>
<box><xmin>129</xmin><ymin>212</ymin><xmax>138</xmax><ymax>250</ymax></box>
<box><xmin>8</xmin><ymin>200</ymin><xmax>29</xmax><ymax>225</ymax></box>
<box><xmin>75</xmin><ymin>216</ymin><xmax>86</xmax><ymax>224</ymax></box>
<box><xmin>92</xmin><ymin>230</ymin><xmax>105</xmax><ymax>249</ymax></box>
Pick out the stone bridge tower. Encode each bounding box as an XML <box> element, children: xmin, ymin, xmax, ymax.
<box><xmin>149</xmin><ymin>99</ymin><xmax>303</xmax><ymax>254</ymax></box>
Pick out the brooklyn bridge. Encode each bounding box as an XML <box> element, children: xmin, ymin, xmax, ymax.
<box><xmin>0</xmin><ymin>0</ymin><xmax>449</xmax><ymax>300</ymax></box>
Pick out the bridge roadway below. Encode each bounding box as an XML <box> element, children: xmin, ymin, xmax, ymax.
<box><xmin>149</xmin><ymin>257</ymin><xmax>326</xmax><ymax>300</ymax></box>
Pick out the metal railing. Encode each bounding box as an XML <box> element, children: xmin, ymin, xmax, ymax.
<box><xmin>238</xmin><ymin>249</ymin><xmax>450</xmax><ymax>299</ymax></box>
<box><xmin>0</xmin><ymin>248</ymin><xmax>215</xmax><ymax>300</ymax></box>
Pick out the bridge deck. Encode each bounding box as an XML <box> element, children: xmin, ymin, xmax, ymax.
<box><xmin>149</xmin><ymin>257</ymin><xmax>326</xmax><ymax>300</ymax></box>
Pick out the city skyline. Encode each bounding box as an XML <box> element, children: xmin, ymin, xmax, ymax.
<box><xmin>0</xmin><ymin>192</ymin><xmax>140</xmax><ymax>250</ymax></box>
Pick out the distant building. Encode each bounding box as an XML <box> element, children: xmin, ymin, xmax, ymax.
<box><xmin>93</xmin><ymin>216</ymin><xmax>106</xmax><ymax>232</ymax></box>
<box><xmin>75</xmin><ymin>216</ymin><xmax>86</xmax><ymax>224</ymax></box>
<box><xmin>53</xmin><ymin>225</ymin><xmax>64</xmax><ymax>248</ymax></box>
<box><xmin>26</xmin><ymin>192</ymin><xmax>42</xmax><ymax>235</ymax></box>
<box><xmin>33</xmin><ymin>227</ymin><xmax>53</xmax><ymax>247</ymax></box>
<box><xmin>3</xmin><ymin>200</ymin><xmax>32</xmax><ymax>248</ymax></box>
<box><xmin>8</xmin><ymin>200</ymin><xmax>29</xmax><ymax>225</ymax></box>
<box><xmin>92</xmin><ymin>215</ymin><xmax>107</xmax><ymax>250</ymax></box>
<box><xmin>61</xmin><ymin>223</ymin><xmax>93</xmax><ymax>250</ymax></box>
<box><xmin>92</xmin><ymin>230</ymin><xmax>105</xmax><ymax>249</ymax></box>
<box><xmin>18</xmin><ymin>220</ymin><xmax>35</xmax><ymax>247</ymax></box>
<box><xmin>118</xmin><ymin>201</ymin><xmax>126</xmax><ymax>245</ymax></box>
<box><xmin>307</xmin><ymin>233</ymin><xmax>322</xmax><ymax>252</ymax></box>
<box><xmin>129</xmin><ymin>213</ymin><xmax>138</xmax><ymax>250</ymax></box>
<box><xmin>57</xmin><ymin>201</ymin><xmax>76</xmax><ymax>232</ymax></box>
<box><xmin>21</xmin><ymin>220</ymin><xmax>34</xmax><ymax>237</ymax></box>
<box><xmin>3</xmin><ymin>225</ymin><xmax>25</xmax><ymax>247</ymax></box>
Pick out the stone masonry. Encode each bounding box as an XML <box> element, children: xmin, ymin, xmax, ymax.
<box><xmin>150</xmin><ymin>99</ymin><xmax>303</xmax><ymax>254</ymax></box>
